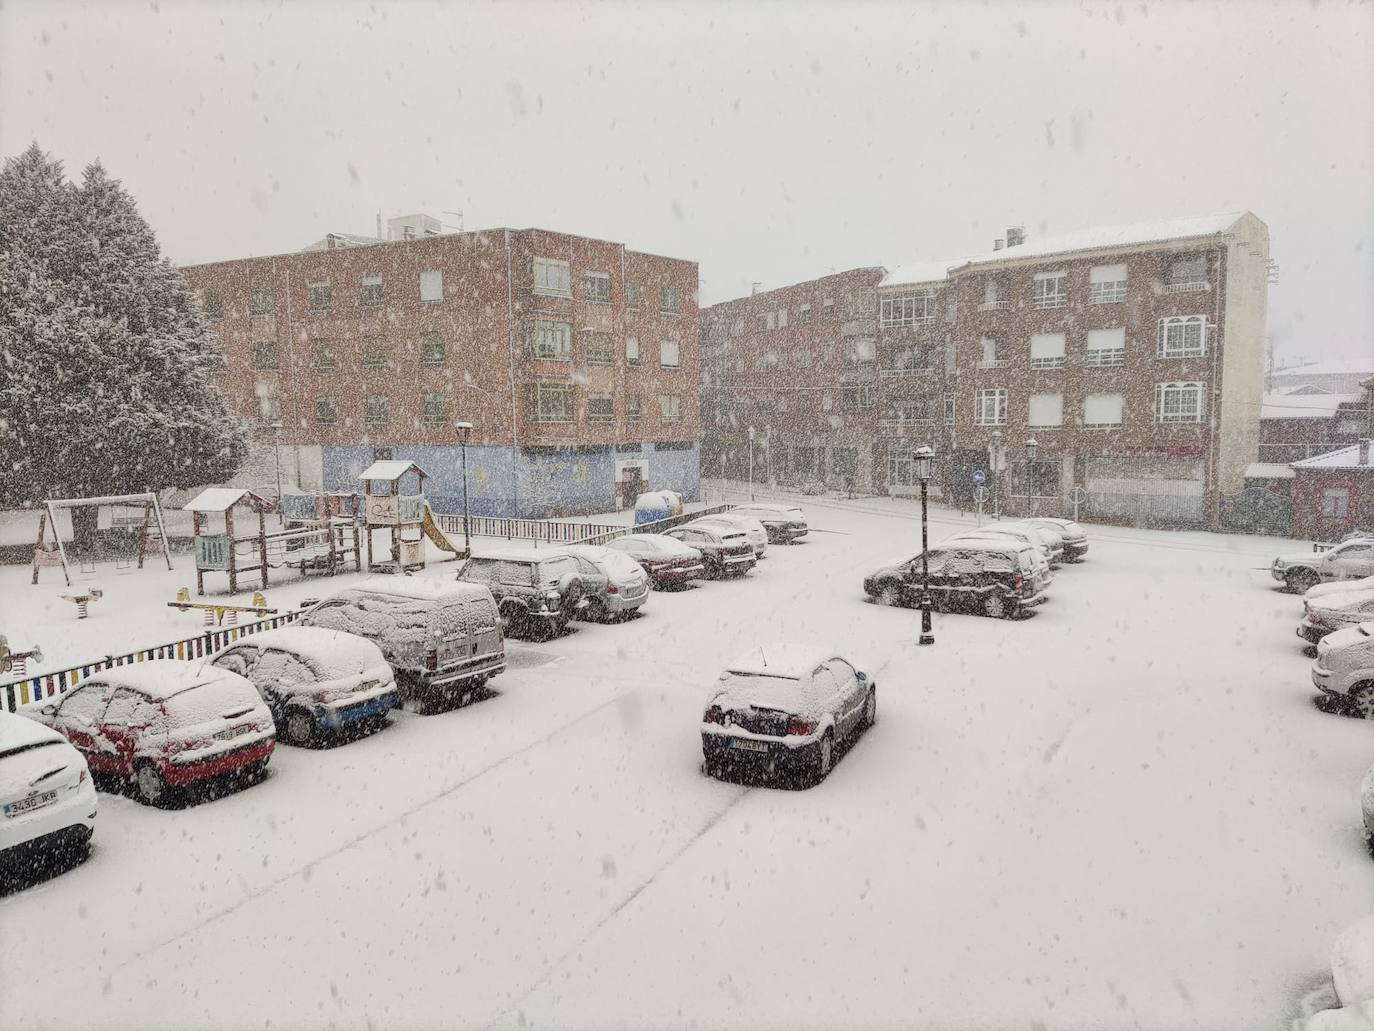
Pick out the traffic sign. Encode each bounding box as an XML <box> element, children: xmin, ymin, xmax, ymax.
<box><xmin>972</xmin><ymin>470</ymin><xmax>986</xmax><ymax>486</ymax></box>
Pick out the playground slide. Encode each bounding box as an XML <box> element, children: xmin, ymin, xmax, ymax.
<box><xmin>422</xmin><ymin>504</ymin><xmax>466</xmax><ymax>557</ymax></box>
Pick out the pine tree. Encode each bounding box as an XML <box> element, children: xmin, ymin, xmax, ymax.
<box><xmin>0</xmin><ymin>144</ymin><xmax>248</xmax><ymax>515</ymax></box>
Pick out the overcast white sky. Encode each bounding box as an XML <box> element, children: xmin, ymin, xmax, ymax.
<box><xmin>2</xmin><ymin>0</ymin><xmax>1371</xmax><ymax>365</ymax></box>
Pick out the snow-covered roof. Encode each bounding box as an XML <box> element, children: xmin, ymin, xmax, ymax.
<box><xmin>0</xmin><ymin>709</ymin><xmax>64</xmax><ymax>751</ymax></box>
<box><xmin>358</xmin><ymin>460</ymin><xmax>428</xmax><ymax>482</ymax></box>
<box><xmin>1244</xmin><ymin>463</ymin><xmax>1295</xmax><ymax>480</ymax></box>
<box><xmin>227</xmin><ymin>626</ymin><xmax>385</xmax><ymax>668</ymax></box>
<box><xmin>880</xmin><ymin>258</ymin><xmax>963</xmax><ymax>288</ymax></box>
<box><xmin>1271</xmin><ymin>356</ymin><xmax>1374</xmax><ymax>378</ymax></box>
<box><xmin>958</xmin><ymin>211</ymin><xmax>1247</xmax><ymax>267</ymax></box>
<box><xmin>1291</xmin><ymin>444</ymin><xmax>1374</xmax><ymax>472</ymax></box>
<box><xmin>182</xmin><ymin>487</ymin><xmax>269</xmax><ymax>512</ymax></box>
<box><xmin>725</xmin><ymin>643</ymin><xmax>836</xmax><ymax>680</ymax></box>
<box><xmin>76</xmin><ymin>660</ymin><xmax>240</xmax><ymax>700</ymax></box>
<box><xmin>334</xmin><ymin>576</ymin><xmax>492</xmax><ymax>602</ymax></box>
<box><xmin>1261</xmin><ymin>392</ymin><xmax>1362</xmax><ymax>420</ymax></box>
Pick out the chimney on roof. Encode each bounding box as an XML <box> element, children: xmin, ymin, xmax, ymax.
<box><xmin>751</xmin><ymin>282</ymin><xmax>761</xmax><ymax>295</ymax></box>
<box><xmin>993</xmin><ymin>238</ymin><xmax>1005</xmax><ymax>251</ymax></box>
<box><xmin>1006</xmin><ymin>226</ymin><xmax>1026</xmax><ymax>248</ymax></box>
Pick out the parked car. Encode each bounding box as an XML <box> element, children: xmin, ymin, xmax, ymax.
<box><xmin>299</xmin><ymin>578</ymin><xmax>506</xmax><ymax>704</ymax></box>
<box><xmin>943</xmin><ymin>529</ymin><xmax>1052</xmax><ymax>581</ymax></box>
<box><xmin>663</xmin><ymin>524</ymin><xmax>757</xmax><ymax>578</ymax></box>
<box><xmin>726</xmin><ymin>503</ymin><xmax>809</xmax><ymax>544</ymax></box>
<box><xmin>1362</xmin><ymin>762</ymin><xmax>1374</xmax><ymax>851</ymax></box>
<box><xmin>1298</xmin><ymin>579</ymin><xmax>1374</xmax><ymax>648</ymax></box>
<box><xmin>561</xmin><ymin>545</ymin><xmax>651</xmax><ymax>621</ymax></box>
<box><xmin>700</xmin><ymin>644</ymin><xmax>876</xmax><ymax>785</ymax></box>
<box><xmin>457</xmin><ymin>550</ymin><xmax>585</xmax><ymax>640</ymax></box>
<box><xmin>988</xmin><ymin>521</ymin><xmax>1063</xmax><ymax>567</ymax></box>
<box><xmin>1024</xmin><ymin>517</ymin><xmax>1090</xmax><ymax>562</ymax></box>
<box><xmin>864</xmin><ymin>539</ymin><xmax>1048</xmax><ymax>619</ymax></box>
<box><xmin>1272</xmin><ymin>537</ymin><xmax>1374</xmax><ymax>593</ymax></box>
<box><xmin>603</xmin><ymin>533</ymin><xmax>706</xmax><ymax>588</ymax></box>
<box><xmin>1291</xmin><ymin>913</ymin><xmax>1374</xmax><ymax>1029</ymax></box>
<box><xmin>33</xmin><ymin>662</ymin><xmax>275</xmax><ymax>805</ymax></box>
<box><xmin>1</xmin><ymin>711</ymin><xmax>97</xmax><ymax>880</ymax></box>
<box><xmin>690</xmin><ymin>514</ymin><xmax>768</xmax><ymax>558</ymax></box>
<box><xmin>1312</xmin><ymin>621</ymin><xmax>1374</xmax><ymax>717</ymax></box>
<box><xmin>209</xmin><ymin>627</ymin><xmax>399</xmax><ymax>745</ymax></box>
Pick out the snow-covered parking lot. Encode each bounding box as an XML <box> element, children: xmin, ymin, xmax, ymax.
<box><xmin>2</xmin><ymin>498</ymin><xmax>1371</xmax><ymax>1030</ymax></box>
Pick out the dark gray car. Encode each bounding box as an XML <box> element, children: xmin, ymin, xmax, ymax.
<box><xmin>457</xmin><ymin>550</ymin><xmax>586</xmax><ymax>640</ymax></box>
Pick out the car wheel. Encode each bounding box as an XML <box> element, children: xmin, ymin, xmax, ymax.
<box><xmin>133</xmin><ymin>762</ymin><xmax>167</xmax><ymax>806</ymax></box>
<box><xmin>585</xmin><ymin>597</ymin><xmax>608</xmax><ymax>623</ymax></box>
<box><xmin>863</xmin><ymin>687</ymin><xmax>877</xmax><ymax>729</ymax></box>
<box><xmin>1350</xmin><ymin>681</ymin><xmax>1374</xmax><ymax>720</ymax></box>
<box><xmin>878</xmin><ymin>582</ymin><xmax>901</xmax><ymax>607</ymax></box>
<box><xmin>284</xmin><ymin>706</ymin><xmax>316</xmax><ymax>746</ymax></box>
<box><xmin>703</xmin><ymin>756</ymin><xmax>724</xmax><ymax>780</ymax></box>
<box><xmin>983</xmin><ymin>592</ymin><xmax>1007</xmax><ymax>619</ymax></box>
<box><xmin>1286</xmin><ymin>569</ymin><xmax>1320</xmax><ymax>593</ymax></box>
<box><xmin>812</xmin><ymin>731</ymin><xmax>834</xmax><ymax>784</ymax></box>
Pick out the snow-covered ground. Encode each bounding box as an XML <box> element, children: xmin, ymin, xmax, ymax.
<box><xmin>1</xmin><ymin>498</ymin><xmax>1369</xmax><ymax>1030</ymax></box>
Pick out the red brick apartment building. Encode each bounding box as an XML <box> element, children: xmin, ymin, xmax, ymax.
<box><xmin>702</xmin><ymin>212</ymin><xmax>1271</xmax><ymax>528</ymax></box>
<box><xmin>182</xmin><ymin>224</ymin><xmax>700</xmax><ymax>517</ymax></box>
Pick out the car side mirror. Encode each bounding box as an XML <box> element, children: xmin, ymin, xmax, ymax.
<box><xmin>857</xmin><ymin>671</ymin><xmax>867</xmax><ymax>682</ymax></box>
<box><xmin>40</xmin><ymin>704</ymin><xmax>57</xmax><ymax>717</ymax></box>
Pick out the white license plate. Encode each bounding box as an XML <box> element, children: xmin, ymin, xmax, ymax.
<box><xmin>730</xmin><ymin>738</ymin><xmax>769</xmax><ymax>754</ymax></box>
<box><xmin>5</xmin><ymin>790</ymin><xmax>58</xmax><ymax>818</ymax></box>
<box><xmin>215</xmin><ymin>725</ymin><xmax>251</xmax><ymax>742</ymax></box>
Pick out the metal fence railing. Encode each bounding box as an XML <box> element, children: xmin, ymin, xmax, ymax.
<box><xmin>569</xmin><ymin>504</ymin><xmax>736</xmax><ymax>545</ymax></box>
<box><xmin>2</xmin><ymin>611</ymin><xmax>303</xmax><ymax>714</ymax></box>
<box><xmin>433</xmin><ymin>514</ymin><xmax>625</xmax><ymax>544</ymax></box>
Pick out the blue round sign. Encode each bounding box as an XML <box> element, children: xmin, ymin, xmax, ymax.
<box><xmin>972</xmin><ymin>470</ymin><xmax>987</xmax><ymax>486</ymax></box>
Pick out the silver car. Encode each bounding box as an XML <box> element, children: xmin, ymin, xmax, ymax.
<box><xmin>562</xmin><ymin>545</ymin><xmax>651</xmax><ymax>621</ymax></box>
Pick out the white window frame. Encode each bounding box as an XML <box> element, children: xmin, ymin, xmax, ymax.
<box><xmin>1027</xmin><ymin>392</ymin><xmax>1064</xmax><ymax>429</ymax></box>
<box><xmin>1031</xmin><ymin>271</ymin><xmax>1067</xmax><ymax>309</ymax></box>
<box><xmin>1153</xmin><ymin>381</ymin><xmax>1206</xmax><ymax>424</ymax></box>
<box><xmin>1085</xmin><ymin>327</ymin><xmax>1126</xmax><ymax>367</ymax></box>
<box><xmin>419</xmin><ymin>269</ymin><xmax>443</xmax><ymax>303</ymax></box>
<box><xmin>880</xmin><ymin>292</ymin><xmax>937</xmax><ymax>327</ymax></box>
<box><xmin>944</xmin><ymin>393</ymin><xmax>955</xmax><ymax>425</ymax></box>
<box><xmin>881</xmin><ymin>398</ymin><xmax>929</xmax><ymax>425</ymax></box>
<box><xmin>360</xmin><ymin>274</ymin><xmax>384</xmax><ymax>307</ymax></box>
<box><xmin>421</xmin><ymin>391</ymin><xmax>449</xmax><ymax>427</ymax></box>
<box><xmin>659</xmin><ymin>394</ymin><xmax>682</xmax><ymax>423</ymax></box>
<box><xmin>1084</xmin><ymin>393</ymin><xmax>1124</xmax><ymax>428</ymax></box>
<box><xmin>979</xmin><ymin>337</ymin><xmax>1004</xmax><ymax>369</ymax></box>
<box><xmin>627</xmin><ymin>394</ymin><xmax>642</xmax><ymax>423</ymax></box>
<box><xmin>584</xmin><ymin>271</ymin><xmax>611</xmax><ymax>303</ymax></box>
<box><xmin>1088</xmin><ymin>264</ymin><xmax>1127</xmax><ymax>304</ymax></box>
<box><xmin>1157</xmin><ymin>315</ymin><xmax>1208</xmax><ymax>358</ymax></box>
<box><xmin>1321</xmin><ymin>489</ymin><xmax>1350</xmax><ymax>519</ymax></box>
<box><xmin>660</xmin><ymin>285</ymin><xmax>681</xmax><ymax>314</ymax></box>
<box><xmin>660</xmin><ymin>339</ymin><xmax>681</xmax><ymax>368</ymax></box>
<box><xmin>533</xmin><ymin>384</ymin><xmax>573</xmax><ymax>423</ymax></box>
<box><xmin>530</xmin><ymin>318</ymin><xmax>572</xmax><ymax>361</ymax></box>
<box><xmin>625</xmin><ymin>336</ymin><xmax>640</xmax><ymax>365</ymax></box>
<box><xmin>586</xmin><ymin>332</ymin><xmax>614</xmax><ymax>366</ymax></box>
<box><xmin>586</xmin><ymin>392</ymin><xmax>615</xmax><ymax>424</ymax></box>
<box><xmin>533</xmin><ymin>257</ymin><xmax>572</xmax><ymax>297</ymax></box>
<box><xmin>975</xmin><ymin>388</ymin><xmax>1007</xmax><ymax>426</ymax></box>
<box><xmin>845</xmin><ymin>337</ymin><xmax>876</xmax><ymax>366</ymax></box>
<box><xmin>1029</xmin><ymin>332</ymin><xmax>1067</xmax><ymax>370</ymax></box>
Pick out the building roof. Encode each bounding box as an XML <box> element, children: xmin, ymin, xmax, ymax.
<box><xmin>958</xmin><ymin>211</ymin><xmax>1247</xmax><ymax>267</ymax></box>
<box><xmin>725</xmin><ymin>643</ymin><xmax>835</xmax><ymax>679</ymax></box>
<box><xmin>1291</xmin><ymin>444</ymin><xmax>1374</xmax><ymax>472</ymax></box>
<box><xmin>1261</xmin><ymin>392</ymin><xmax>1363</xmax><ymax>420</ymax></box>
<box><xmin>1244</xmin><ymin>463</ymin><xmax>1296</xmax><ymax>480</ymax></box>
<box><xmin>880</xmin><ymin>258</ymin><xmax>963</xmax><ymax>288</ymax></box>
<box><xmin>358</xmin><ymin>460</ymin><xmax>428</xmax><ymax>482</ymax></box>
<box><xmin>182</xmin><ymin>488</ymin><xmax>270</xmax><ymax>513</ymax></box>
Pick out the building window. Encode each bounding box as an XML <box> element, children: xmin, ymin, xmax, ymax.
<box><xmin>421</xmin><ymin>333</ymin><xmax>446</xmax><ymax>365</ymax></box>
<box><xmin>762</xmin><ymin>311</ymin><xmax>776</xmax><ymax>331</ymax></box>
<box><xmin>1158</xmin><ymin>316</ymin><xmax>1208</xmax><ymax>358</ymax></box>
<box><xmin>659</xmin><ymin>394</ymin><xmax>682</xmax><ymax>423</ymax></box>
<box><xmin>532</xmin><ymin>383</ymin><xmax>573</xmax><ymax>423</ymax></box>
<box><xmin>1321</xmin><ymin>489</ymin><xmax>1351</xmax><ymax>519</ymax></box>
<box><xmin>584</xmin><ymin>271</ymin><xmax>612</xmax><ymax>303</ymax></box>
<box><xmin>660</xmin><ymin>285</ymin><xmax>680</xmax><ymax>314</ymax></box>
<box><xmin>822</xmin><ymin>297</ymin><xmax>835</xmax><ymax>318</ymax></box>
<box><xmin>1031</xmin><ymin>271</ymin><xmax>1067</xmax><ymax>310</ymax></box>
<box><xmin>360</xmin><ymin>275</ymin><xmax>384</xmax><ymax>307</ymax></box>
<box><xmin>832</xmin><ymin>447</ymin><xmax>858</xmax><ymax>478</ymax></box>
<box><xmin>777</xmin><ymin>308</ymin><xmax>789</xmax><ymax>328</ymax></box>
<box><xmin>884</xmin><ymin>345</ymin><xmax>928</xmax><ymax>373</ymax></box>
<box><xmin>798</xmin><ymin>303</ymin><xmax>812</xmax><ymax>323</ymax></box>
<box><xmin>250</xmin><ymin>287</ymin><xmax>275</xmax><ymax>316</ymax></box>
<box><xmin>944</xmin><ymin>393</ymin><xmax>956</xmax><ymax>424</ymax></box>
<box><xmin>256</xmin><ymin>383</ymin><xmax>281</xmax><ymax>425</ymax></box>
<box><xmin>845</xmin><ymin>337</ymin><xmax>876</xmax><ymax>366</ymax></box>
<box><xmin>980</xmin><ymin>277</ymin><xmax>1009</xmax><ymax>311</ymax></box>
<box><xmin>975</xmin><ymin>388</ymin><xmax>1007</xmax><ymax>426</ymax></box>
<box><xmin>979</xmin><ymin>337</ymin><xmax>1004</xmax><ymax>369</ymax></box>
<box><xmin>315</xmin><ymin>396</ymin><xmax>337</xmax><ymax>425</ymax></box>
<box><xmin>1010</xmin><ymin>460</ymin><xmax>1060</xmax><ymax>499</ymax></box>
<box><xmin>625</xmin><ymin>336</ymin><xmax>640</xmax><ymax>365</ymax></box>
<box><xmin>1085</xmin><ymin>327</ymin><xmax>1126</xmax><ymax>367</ymax></box>
<box><xmin>1154</xmin><ymin>381</ymin><xmax>1206</xmax><ymax>423</ymax></box>
<box><xmin>843</xmin><ymin>385</ymin><xmax>876</xmax><ymax>411</ymax></box>
<box><xmin>533</xmin><ymin>257</ymin><xmax>572</xmax><ymax>297</ymax></box>
<box><xmin>419</xmin><ymin>269</ymin><xmax>443</xmax><ymax>303</ymax></box>
<box><xmin>309</xmin><ymin>281</ymin><xmax>332</xmax><ymax>312</ymax></box>
<box><xmin>626</xmin><ymin>280</ymin><xmax>641</xmax><ymax>309</ymax></box>
<box><xmin>202</xmin><ymin>289</ymin><xmax>224</xmax><ymax>318</ymax></box>
<box><xmin>586</xmin><ymin>332</ymin><xmax>614</xmax><ymax>366</ymax></box>
<box><xmin>311</xmin><ymin>341</ymin><xmax>337</xmax><ymax>369</ymax></box>
<box><xmin>1088</xmin><ymin>264</ymin><xmax>1127</xmax><ymax>304</ymax></box>
<box><xmin>660</xmin><ymin>339</ymin><xmax>681</xmax><ymax>368</ymax></box>
<box><xmin>1028</xmin><ymin>392</ymin><xmax>1064</xmax><ymax>428</ymax></box>
<box><xmin>1084</xmin><ymin>393</ymin><xmax>1124</xmax><ymax>428</ymax></box>
<box><xmin>365</xmin><ymin>394</ymin><xmax>390</xmax><ymax>426</ymax></box>
<box><xmin>1029</xmin><ymin>332</ymin><xmax>1067</xmax><ymax>370</ymax></box>
<box><xmin>1165</xmin><ymin>254</ymin><xmax>1209</xmax><ymax>292</ymax></box>
<box><xmin>880</xmin><ymin>292</ymin><xmax>936</xmax><ymax>327</ymax></box>
<box><xmin>881</xmin><ymin>399</ymin><xmax>930</xmax><ymax>425</ymax></box>
<box><xmin>798</xmin><ymin>348</ymin><xmax>813</xmax><ymax>369</ymax></box>
<box><xmin>361</xmin><ymin>337</ymin><xmax>386</xmax><ymax>369</ymax></box>
<box><xmin>422</xmin><ymin>391</ymin><xmax>449</xmax><ymax>427</ymax></box>
<box><xmin>253</xmin><ymin>342</ymin><xmax>279</xmax><ymax>370</ymax></box>
<box><xmin>586</xmin><ymin>393</ymin><xmax>615</xmax><ymax>424</ymax></box>
<box><xmin>627</xmin><ymin>394</ymin><xmax>642</xmax><ymax>423</ymax></box>
<box><xmin>529</xmin><ymin>318</ymin><xmax>572</xmax><ymax>360</ymax></box>
<box><xmin>888</xmin><ymin>452</ymin><xmax>918</xmax><ymax>487</ymax></box>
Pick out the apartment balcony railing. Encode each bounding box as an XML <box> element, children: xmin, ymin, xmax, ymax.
<box><xmin>1084</xmin><ymin>349</ymin><xmax>1125</xmax><ymax>367</ymax></box>
<box><xmin>878</xmin><ymin>417</ymin><xmax>935</xmax><ymax>428</ymax></box>
<box><xmin>977</xmin><ymin>300</ymin><xmax>1010</xmax><ymax>311</ymax></box>
<box><xmin>1028</xmin><ymin>356</ymin><xmax>1067</xmax><ymax>370</ymax></box>
<box><xmin>1088</xmin><ymin>283</ymin><xmax>1127</xmax><ymax>304</ymax></box>
<box><xmin>1164</xmin><ymin>281</ymin><xmax>1209</xmax><ymax>294</ymax></box>
<box><xmin>878</xmin><ymin>366</ymin><xmax>936</xmax><ymax>377</ymax></box>
<box><xmin>1031</xmin><ymin>296</ymin><xmax>1067</xmax><ymax>310</ymax></box>
<box><xmin>977</xmin><ymin>359</ymin><xmax>1008</xmax><ymax>369</ymax></box>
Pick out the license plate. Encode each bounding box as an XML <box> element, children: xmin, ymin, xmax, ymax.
<box><xmin>5</xmin><ymin>790</ymin><xmax>58</xmax><ymax>818</ymax></box>
<box><xmin>730</xmin><ymin>738</ymin><xmax>769</xmax><ymax>754</ymax></box>
<box><xmin>215</xmin><ymin>725</ymin><xmax>251</xmax><ymax>742</ymax></box>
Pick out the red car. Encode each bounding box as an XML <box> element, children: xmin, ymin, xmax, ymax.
<box><xmin>35</xmin><ymin>661</ymin><xmax>276</xmax><ymax>805</ymax></box>
<box><xmin>604</xmin><ymin>533</ymin><xmax>707</xmax><ymax>588</ymax></box>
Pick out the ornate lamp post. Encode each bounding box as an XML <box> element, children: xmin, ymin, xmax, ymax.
<box><xmin>747</xmin><ymin>425</ymin><xmax>756</xmax><ymax>501</ymax></box>
<box><xmin>454</xmin><ymin>421</ymin><xmax>474</xmax><ymax>555</ymax></box>
<box><xmin>1025</xmin><ymin>437</ymin><xmax>1039</xmax><ymax>517</ymax></box>
<box><xmin>914</xmin><ymin>444</ymin><xmax>935</xmax><ymax>646</ymax></box>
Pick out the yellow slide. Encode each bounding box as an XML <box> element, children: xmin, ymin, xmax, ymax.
<box><xmin>422</xmin><ymin>503</ymin><xmax>467</xmax><ymax>558</ymax></box>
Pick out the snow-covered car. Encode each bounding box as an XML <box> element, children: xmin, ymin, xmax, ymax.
<box><xmin>561</xmin><ymin>545</ymin><xmax>651</xmax><ymax>621</ymax></box>
<box><xmin>34</xmin><ymin>662</ymin><xmax>275</xmax><ymax>805</ymax></box>
<box><xmin>209</xmin><ymin>627</ymin><xmax>398</xmax><ymax>745</ymax></box>
<box><xmin>663</xmin><ymin>524</ymin><xmax>756</xmax><ymax>578</ymax></box>
<box><xmin>1362</xmin><ymin>763</ymin><xmax>1374</xmax><ymax>851</ymax></box>
<box><xmin>1</xmin><ymin>711</ymin><xmax>97</xmax><ymax>880</ymax></box>
<box><xmin>1024</xmin><ymin>517</ymin><xmax>1089</xmax><ymax>562</ymax></box>
<box><xmin>725</xmin><ymin>503</ymin><xmax>809</xmax><ymax>544</ymax></box>
<box><xmin>700</xmin><ymin>644</ymin><xmax>877</xmax><ymax>785</ymax></box>
<box><xmin>456</xmin><ymin>551</ymin><xmax>585</xmax><ymax>641</ymax></box>
<box><xmin>603</xmin><ymin>533</ymin><xmax>706</xmax><ymax>588</ymax></box>
<box><xmin>1272</xmin><ymin>538</ymin><xmax>1374</xmax><ymax>593</ymax></box>
<box><xmin>864</xmin><ymin>539</ymin><xmax>1048</xmax><ymax>619</ymax></box>
<box><xmin>1292</xmin><ymin>914</ymin><xmax>1374</xmax><ymax>1029</ymax></box>
<box><xmin>989</xmin><ymin>521</ymin><xmax>1063</xmax><ymax>567</ymax></box>
<box><xmin>1298</xmin><ymin>580</ymin><xmax>1374</xmax><ymax>647</ymax></box>
<box><xmin>299</xmin><ymin>578</ymin><xmax>506</xmax><ymax>699</ymax></box>
<box><xmin>1312</xmin><ymin>621</ymin><xmax>1374</xmax><ymax>717</ymax></box>
<box><xmin>943</xmin><ymin>529</ymin><xmax>1053</xmax><ymax>581</ymax></box>
<box><xmin>689</xmin><ymin>514</ymin><xmax>768</xmax><ymax>558</ymax></box>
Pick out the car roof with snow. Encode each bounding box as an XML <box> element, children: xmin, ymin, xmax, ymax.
<box><xmin>724</xmin><ymin>643</ymin><xmax>841</xmax><ymax>679</ymax></box>
<box><xmin>75</xmin><ymin>660</ymin><xmax>245</xmax><ymax>700</ymax></box>
<box><xmin>732</xmin><ymin>503</ymin><xmax>801</xmax><ymax>516</ymax></box>
<box><xmin>467</xmin><ymin>548</ymin><xmax>574</xmax><ymax>565</ymax></box>
<box><xmin>0</xmin><ymin>709</ymin><xmax>66</xmax><ymax>752</ymax></box>
<box><xmin>335</xmin><ymin>576</ymin><xmax>493</xmax><ymax>602</ymax></box>
<box><xmin>225</xmin><ymin>625</ymin><xmax>385</xmax><ymax>665</ymax></box>
<box><xmin>938</xmin><ymin>536</ymin><xmax>1036</xmax><ymax>554</ymax></box>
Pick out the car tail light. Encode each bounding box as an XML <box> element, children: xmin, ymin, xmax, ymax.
<box><xmin>606</xmin><ymin>584</ymin><xmax>619</xmax><ymax>595</ymax></box>
<box><xmin>1309</xmin><ymin>614</ymin><xmax>1325</xmax><ymax>626</ymax></box>
<box><xmin>425</xmin><ymin>649</ymin><xmax>438</xmax><ymax>672</ymax></box>
<box><xmin>786</xmin><ymin>716</ymin><xmax>817</xmax><ymax>737</ymax></box>
<box><xmin>703</xmin><ymin>706</ymin><xmax>723</xmax><ymax>724</ymax></box>
<box><xmin>1013</xmin><ymin>572</ymin><xmax>1023</xmax><ymax>592</ymax></box>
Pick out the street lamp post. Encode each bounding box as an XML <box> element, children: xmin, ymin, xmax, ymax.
<box><xmin>454</xmin><ymin>421</ymin><xmax>473</xmax><ymax>555</ymax></box>
<box><xmin>270</xmin><ymin>422</ymin><xmax>284</xmax><ymax>527</ymax></box>
<box><xmin>914</xmin><ymin>444</ymin><xmax>935</xmax><ymax>646</ymax></box>
<box><xmin>1025</xmin><ymin>438</ymin><xmax>1039</xmax><ymax>517</ymax></box>
<box><xmin>989</xmin><ymin>429</ymin><xmax>1003</xmax><ymax>521</ymax></box>
<box><xmin>747</xmin><ymin>425</ymin><xmax>756</xmax><ymax>501</ymax></box>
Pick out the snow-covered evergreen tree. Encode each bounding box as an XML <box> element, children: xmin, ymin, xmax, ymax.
<box><xmin>0</xmin><ymin>143</ymin><xmax>248</xmax><ymax>508</ymax></box>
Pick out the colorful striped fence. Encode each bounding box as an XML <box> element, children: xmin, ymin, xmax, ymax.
<box><xmin>1</xmin><ymin>610</ymin><xmax>303</xmax><ymax>714</ymax></box>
